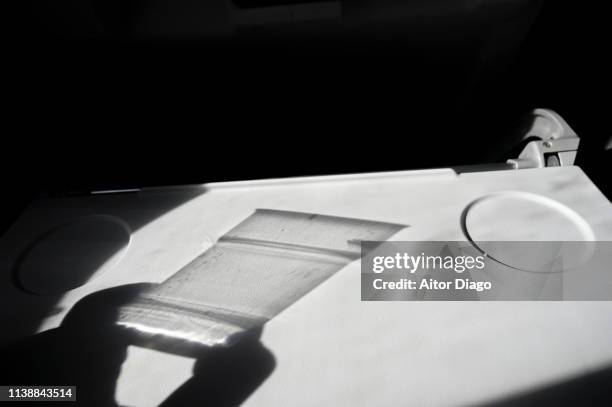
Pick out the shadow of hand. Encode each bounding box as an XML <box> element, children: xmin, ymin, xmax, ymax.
<box><xmin>0</xmin><ymin>283</ymin><xmax>276</xmax><ymax>407</ymax></box>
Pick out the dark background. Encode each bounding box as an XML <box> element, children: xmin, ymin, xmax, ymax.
<box><xmin>4</xmin><ymin>0</ymin><xmax>611</xmax><ymax>233</ymax></box>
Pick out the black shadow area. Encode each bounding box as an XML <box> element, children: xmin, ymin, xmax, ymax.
<box><xmin>483</xmin><ymin>365</ymin><xmax>612</xmax><ymax>407</ymax></box>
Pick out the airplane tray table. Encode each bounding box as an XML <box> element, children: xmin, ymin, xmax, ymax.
<box><xmin>1</xmin><ymin>166</ymin><xmax>611</xmax><ymax>406</ymax></box>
